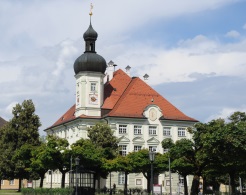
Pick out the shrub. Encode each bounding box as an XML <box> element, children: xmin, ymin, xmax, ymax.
<box><xmin>21</xmin><ymin>187</ymin><xmax>74</xmax><ymax>195</ymax></box>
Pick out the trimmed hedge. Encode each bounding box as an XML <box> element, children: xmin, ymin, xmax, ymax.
<box><xmin>21</xmin><ymin>188</ymin><xmax>74</xmax><ymax>195</ymax></box>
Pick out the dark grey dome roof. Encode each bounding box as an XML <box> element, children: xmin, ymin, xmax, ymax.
<box><xmin>83</xmin><ymin>24</ymin><xmax>98</xmax><ymax>41</ymax></box>
<box><xmin>74</xmin><ymin>52</ymin><xmax>107</xmax><ymax>74</ymax></box>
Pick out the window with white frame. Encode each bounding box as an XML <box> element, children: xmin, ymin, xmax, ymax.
<box><xmin>163</xmin><ymin>127</ymin><xmax>171</xmax><ymax>136</ymax></box>
<box><xmin>119</xmin><ymin>125</ymin><xmax>127</xmax><ymax>134</ymax></box>
<box><xmin>134</xmin><ymin>145</ymin><xmax>142</xmax><ymax>152</ymax></box>
<box><xmin>9</xmin><ymin>180</ymin><xmax>14</xmax><ymax>185</ymax></box>
<box><xmin>119</xmin><ymin>145</ymin><xmax>127</xmax><ymax>156</ymax></box>
<box><xmin>149</xmin><ymin>126</ymin><xmax>157</xmax><ymax>135</ymax></box>
<box><xmin>90</xmin><ymin>83</ymin><xmax>96</xmax><ymax>92</ymax></box>
<box><xmin>149</xmin><ymin>146</ymin><xmax>157</xmax><ymax>152</ymax></box>
<box><xmin>1</xmin><ymin>180</ymin><xmax>3</xmax><ymax>185</ymax></box>
<box><xmin>136</xmin><ymin>179</ymin><xmax>142</xmax><ymax>185</ymax></box>
<box><xmin>118</xmin><ymin>172</ymin><xmax>125</xmax><ymax>185</ymax></box>
<box><xmin>134</xmin><ymin>125</ymin><xmax>142</xmax><ymax>135</ymax></box>
<box><xmin>179</xmin><ymin>177</ymin><xmax>184</xmax><ymax>186</ymax></box>
<box><xmin>178</xmin><ymin>127</ymin><xmax>186</xmax><ymax>137</ymax></box>
<box><xmin>163</xmin><ymin>148</ymin><xmax>169</xmax><ymax>153</ymax></box>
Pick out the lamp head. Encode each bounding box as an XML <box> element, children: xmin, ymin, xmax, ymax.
<box><xmin>149</xmin><ymin>151</ymin><xmax>155</xmax><ymax>162</ymax></box>
<box><xmin>75</xmin><ymin>157</ymin><xmax>80</xmax><ymax>166</ymax></box>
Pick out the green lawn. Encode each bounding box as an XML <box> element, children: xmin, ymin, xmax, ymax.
<box><xmin>0</xmin><ymin>190</ymin><xmax>20</xmax><ymax>194</ymax></box>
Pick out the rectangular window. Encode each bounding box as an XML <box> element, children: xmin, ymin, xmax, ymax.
<box><xmin>119</xmin><ymin>145</ymin><xmax>127</xmax><ymax>156</ymax></box>
<box><xmin>9</xmin><ymin>180</ymin><xmax>14</xmax><ymax>185</ymax></box>
<box><xmin>119</xmin><ymin>125</ymin><xmax>127</xmax><ymax>134</ymax></box>
<box><xmin>136</xmin><ymin>179</ymin><xmax>142</xmax><ymax>185</ymax></box>
<box><xmin>134</xmin><ymin>145</ymin><xmax>142</xmax><ymax>152</ymax></box>
<box><xmin>178</xmin><ymin>127</ymin><xmax>186</xmax><ymax>137</ymax></box>
<box><xmin>163</xmin><ymin>148</ymin><xmax>169</xmax><ymax>153</ymax></box>
<box><xmin>118</xmin><ymin>172</ymin><xmax>125</xmax><ymax>185</ymax></box>
<box><xmin>1</xmin><ymin>180</ymin><xmax>3</xmax><ymax>185</ymax></box>
<box><xmin>149</xmin><ymin>146</ymin><xmax>157</xmax><ymax>152</ymax></box>
<box><xmin>163</xmin><ymin>127</ymin><xmax>171</xmax><ymax>136</ymax></box>
<box><xmin>149</xmin><ymin>126</ymin><xmax>157</xmax><ymax>135</ymax></box>
<box><xmin>166</xmin><ymin>180</ymin><xmax>170</xmax><ymax>186</ymax></box>
<box><xmin>179</xmin><ymin>177</ymin><xmax>184</xmax><ymax>186</ymax></box>
<box><xmin>134</xmin><ymin>125</ymin><xmax>142</xmax><ymax>135</ymax></box>
<box><xmin>90</xmin><ymin>83</ymin><xmax>96</xmax><ymax>92</ymax></box>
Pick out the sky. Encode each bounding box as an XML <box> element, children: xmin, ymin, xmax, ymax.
<box><xmin>1</xmin><ymin>0</ymin><xmax>246</xmax><ymax>135</ymax></box>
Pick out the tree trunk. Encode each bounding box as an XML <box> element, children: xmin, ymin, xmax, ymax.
<box><xmin>18</xmin><ymin>178</ymin><xmax>22</xmax><ymax>192</ymax></box>
<box><xmin>97</xmin><ymin>174</ymin><xmax>101</xmax><ymax>190</ymax></box>
<box><xmin>229</xmin><ymin>172</ymin><xmax>236</xmax><ymax>194</ymax></box>
<box><xmin>61</xmin><ymin>171</ymin><xmax>66</xmax><ymax>188</ymax></box>
<box><xmin>190</xmin><ymin>175</ymin><xmax>199</xmax><ymax>195</ymax></box>
<box><xmin>124</xmin><ymin>172</ymin><xmax>128</xmax><ymax>195</ymax></box>
<box><xmin>202</xmin><ymin>177</ymin><xmax>207</xmax><ymax>194</ymax></box>
<box><xmin>183</xmin><ymin>175</ymin><xmax>188</xmax><ymax>195</ymax></box>
<box><xmin>40</xmin><ymin>174</ymin><xmax>44</xmax><ymax>188</ymax></box>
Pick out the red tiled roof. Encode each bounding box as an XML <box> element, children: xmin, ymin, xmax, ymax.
<box><xmin>48</xmin><ymin>69</ymin><xmax>197</xmax><ymax>129</ymax></box>
<box><xmin>51</xmin><ymin>105</ymin><xmax>76</xmax><ymax>127</ymax></box>
<box><xmin>50</xmin><ymin>105</ymin><xmax>103</xmax><ymax>128</ymax></box>
<box><xmin>102</xmin><ymin>69</ymin><xmax>132</xmax><ymax>109</ymax></box>
<box><xmin>106</xmin><ymin>76</ymin><xmax>197</xmax><ymax>121</ymax></box>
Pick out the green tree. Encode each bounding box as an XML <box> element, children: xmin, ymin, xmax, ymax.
<box><xmin>87</xmin><ymin>123</ymin><xmax>118</xmax><ymax>159</ymax></box>
<box><xmin>30</xmin><ymin>141</ymin><xmax>49</xmax><ymax>188</ymax></box>
<box><xmin>188</xmin><ymin>112</ymin><xmax>246</xmax><ymax>194</ymax></box>
<box><xmin>72</xmin><ymin>138</ymin><xmax>106</xmax><ymax>189</ymax></box>
<box><xmin>200</xmin><ymin>112</ymin><xmax>246</xmax><ymax>194</ymax></box>
<box><xmin>45</xmin><ymin>135</ymin><xmax>71</xmax><ymax>188</ymax></box>
<box><xmin>114</xmin><ymin>155</ymin><xmax>133</xmax><ymax>194</ymax></box>
<box><xmin>0</xmin><ymin>100</ymin><xmax>41</xmax><ymax>191</ymax></box>
<box><xmin>127</xmin><ymin>149</ymin><xmax>168</xmax><ymax>193</ymax></box>
<box><xmin>162</xmin><ymin>138</ymin><xmax>196</xmax><ymax>195</ymax></box>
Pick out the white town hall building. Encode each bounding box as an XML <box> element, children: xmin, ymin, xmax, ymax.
<box><xmin>44</xmin><ymin>15</ymin><xmax>198</xmax><ymax>193</ymax></box>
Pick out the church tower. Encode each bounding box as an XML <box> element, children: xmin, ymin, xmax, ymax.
<box><xmin>73</xmin><ymin>12</ymin><xmax>106</xmax><ymax>117</ymax></box>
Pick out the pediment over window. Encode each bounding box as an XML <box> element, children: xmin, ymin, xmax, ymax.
<box><xmin>118</xmin><ymin>136</ymin><xmax>130</xmax><ymax>143</ymax></box>
<box><xmin>132</xmin><ymin>137</ymin><xmax>145</xmax><ymax>143</ymax></box>
<box><xmin>147</xmin><ymin>137</ymin><xmax>160</xmax><ymax>144</ymax></box>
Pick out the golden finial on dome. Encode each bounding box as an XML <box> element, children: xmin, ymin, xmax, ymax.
<box><xmin>89</xmin><ymin>3</ymin><xmax>93</xmax><ymax>16</ymax></box>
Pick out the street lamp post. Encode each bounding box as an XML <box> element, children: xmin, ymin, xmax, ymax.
<box><xmin>75</xmin><ymin>157</ymin><xmax>80</xmax><ymax>195</ymax></box>
<box><xmin>110</xmin><ymin>172</ymin><xmax>112</xmax><ymax>195</ymax></box>
<box><xmin>149</xmin><ymin>150</ymin><xmax>155</xmax><ymax>195</ymax></box>
<box><xmin>169</xmin><ymin>156</ymin><xmax>172</xmax><ymax>195</ymax></box>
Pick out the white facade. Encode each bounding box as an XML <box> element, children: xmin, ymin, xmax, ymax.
<box><xmin>46</xmin><ymin>102</ymin><xmax>195</xmax><ymax>193</ymax></box>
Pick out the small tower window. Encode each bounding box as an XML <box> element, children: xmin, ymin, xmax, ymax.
<box><xmin>91</xmin><ymin>83</ymin><xmax>96</xmax><ymax>92</ymax></box>
<box><xmin>90</xmin><ymin>43</ymin><xmax>94</xmax><ymax>51</ymax></box>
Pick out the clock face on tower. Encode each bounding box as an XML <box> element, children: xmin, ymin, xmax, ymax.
<box><xmin>149</xmin><ymin>108</ymin><xmax>157</xmax><ymax>121</ymax></box>
<box><xmin>89</xmin><ymin>94</ymin><xmax>98</xmax><ymax>105</ymax></box>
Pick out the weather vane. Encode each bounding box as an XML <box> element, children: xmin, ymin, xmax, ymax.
<box><xmin>89</xmin><ymin>3</ymin><xmax>93</xmax><ymax>16</ymax></box>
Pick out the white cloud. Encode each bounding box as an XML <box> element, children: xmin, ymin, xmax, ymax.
<box><xmin>52</xmin><ymin>39</ymin><xmax>78</xmax><ymax>76</ymax></box>
<box><xmin>109</xmin><ymin>35</ymin><xmax>246</xmax><ymax>85</ymax></box>
<box><xmin>206</xmin><ymin>106</ymin><xmax>246</xmax><ymax>122</ymax></box>
<box><xmin>225</xmin><ymin>30</ymin><xmax>240</xmax><ymax>38</ymax></box>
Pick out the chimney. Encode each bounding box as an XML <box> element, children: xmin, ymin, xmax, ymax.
<box><xmin>105</xmin><ymin>60</ymin><xmax>115</xmax><ymax>82</ymax></box>
<box><xmin>125</xmin><ymin>65</ymin><xmax>131</xmax><ymax>76</ymax></box>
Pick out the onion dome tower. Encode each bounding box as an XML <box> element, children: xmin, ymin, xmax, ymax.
<box><xmin>74</xmin><ymin>7</ymin><xmax>106</xmax><ymax>117</ymax></box>
<box><xmin>73</xmin><ymin>21</ymin><xmax>106</xmax><ymax>74</ymax></box>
